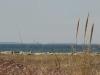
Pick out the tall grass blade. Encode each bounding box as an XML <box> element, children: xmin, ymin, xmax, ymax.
<box><xmin>90</xmin><ymin>24</ymin><xmax>94</xmax><ymax>45</ymax></box>
<box><xmin>75</xmin><ymin>18</ymin><xmax>80</xmax><ymax>52</ymax></box>
<box><xmin>76</xmin><ymin>18</ymin><xmax>80</xmax><ymax>40</ymax></box>
<box><xmin>83</xmin><ymin>14</ymin><xmax>89</xmax><ymax>52</ymax></box>
<box><xmin>54</xmin><ymin>54</ymin><xmax>61</xmax><ymax>69</ymax></box>
<box><xmin>84</xmin><ymin>14</ymin><xmax>89</xmax><ymax>44</ymax></box>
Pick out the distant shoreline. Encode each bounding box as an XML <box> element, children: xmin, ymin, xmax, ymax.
<box><xmin>0</xmin><ymin>50</ymin><xmax>100</xmax><ymax>56</ymax></box>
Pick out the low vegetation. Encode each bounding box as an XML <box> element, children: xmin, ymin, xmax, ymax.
<box><xmin>0</xmin><ymin>53</ymin><xmax>100</xmax><ymax>75</ymax></box>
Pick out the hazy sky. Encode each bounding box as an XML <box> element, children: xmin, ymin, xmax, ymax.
<box><xmin>0</xmin><ymin>0</ymin><xmax>100</xmax><ymax>44</ymax></box>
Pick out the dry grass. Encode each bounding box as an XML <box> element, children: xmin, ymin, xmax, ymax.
<box><xmin>0</xmin><ymin>53</ymin><xmax>100</xmax><ymax>75</ymax></box>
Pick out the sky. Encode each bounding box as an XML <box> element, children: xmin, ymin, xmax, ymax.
<box><xmin>0</xmin><ymin>0</ymin><xmax>100</xmax><ymax>44</ymax></box>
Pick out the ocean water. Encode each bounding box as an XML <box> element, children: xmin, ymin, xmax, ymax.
<box><xmin>0</xmin><ymin>44</ymin><xmax>99</xmax><ymax>53</ymax></box>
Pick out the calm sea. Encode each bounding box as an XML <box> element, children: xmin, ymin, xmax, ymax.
<box><xmin>0</xmin><ymin>44</ymin><xmax>99</xmax><ymax>52</ymax></box>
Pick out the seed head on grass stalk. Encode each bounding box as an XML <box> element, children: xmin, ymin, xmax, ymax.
<box><xmin>76</xmin><ymin>18</ymin><xmax>80</xmax><ymax>40</ymax></box>
<box><xmin>89</xmin><ymin>24</ymin><xmax>94</xmax><ymax>51</ymax></box>
<box><xmin>84</xmin><ymin>14</ymin><xmax>89</xmax><ymax>51</ymax></box>
<box><xmin>76</xmin><ymin>18</ymin><xmax>80</xmax><ymax>52</ymax></box>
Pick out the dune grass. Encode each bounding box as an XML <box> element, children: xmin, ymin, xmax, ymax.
<box><xmin>0</xmin><ymin>53</ymin><xmax>100</xmax><ymax>75</ymax></box>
